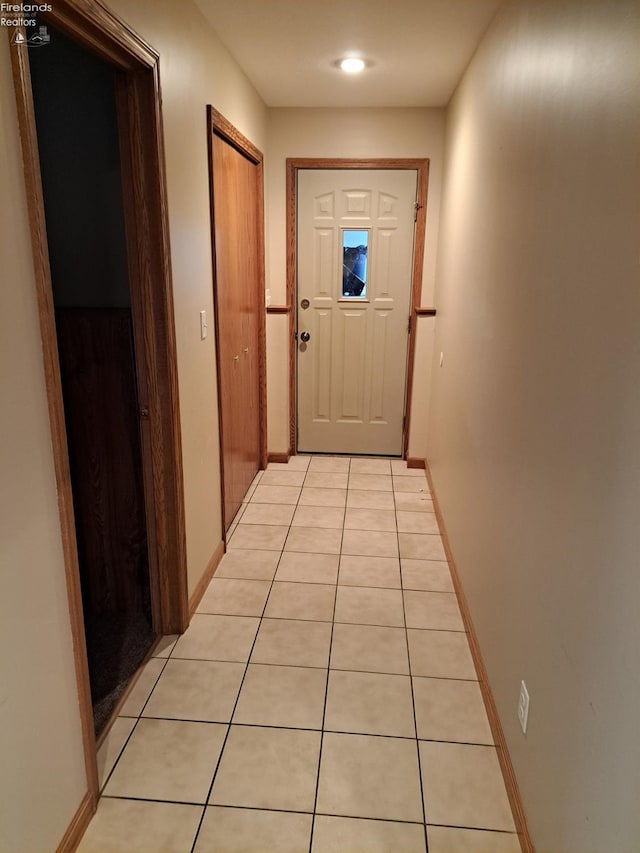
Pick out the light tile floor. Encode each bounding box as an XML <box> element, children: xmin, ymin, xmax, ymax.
<box><xmin>82</xmin><ymin>456</ymin><xmax>521</xmax><ymax>853</ymax></box>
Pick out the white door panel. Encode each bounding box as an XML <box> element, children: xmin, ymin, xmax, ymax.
<box><xmin>297</xmin><ymin>169</ymin><xmax>417</xmax><ymax>455</ymax></box>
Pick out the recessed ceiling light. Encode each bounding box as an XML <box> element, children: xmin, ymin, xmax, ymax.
<box><xmin>340</xmin><ymin>57</ymin><xmax>365</xmax><ymax>74</ymax></box>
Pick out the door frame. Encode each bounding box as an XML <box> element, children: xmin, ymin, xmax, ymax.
<box><xmin>207</xmin><ymin>106</ymin><xmax>268</xmax><ymax>535</ymax></box>
<box><xmin>9</xmin><ymin>0</ymin><xmax>188</xmax><ymax>814</ymax></box>
<box><xmin>286</xmin><ymin>158</ymin><xmax>429</xmax><ymax>457</ymax></box>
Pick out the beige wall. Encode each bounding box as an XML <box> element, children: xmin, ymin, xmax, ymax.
<box><xmin>108</xmin><ymin>0</ymin><xmax>267</xmax><ymax>593</ymax></box>
<box><xmin>427</xmin><ymin>3</ymin><xmax>640</xmax><ymax>850</ymax></box>
<box><xmin>0</xmin><ymin>36</ymin><xmax>87</xmax><ymax>853</ymax></box>
<box><xmin>265</xmin><ymin>107</ymin><xmax>444</xmax><ymax>455</ymax></box>
<box><xmin>0</xmin><ymin>2</ymin><xmax>266</xmax><ymax>848</ymax></box>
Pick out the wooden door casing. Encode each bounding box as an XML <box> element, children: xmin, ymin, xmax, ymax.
<box><xmin>208</xmin><ymin>109</ymin><xmax>266</xmax><ymax>532</ymax></box>
<box><xmin>286</xmin><ymin>159</ymin><xmax>430</xmax><ymax>458</ymax></box>
<box><xmin>10</xmin><ymin>0</ymin><xmax>189</xmax><ymax>816</ymax></box>
<box><xmin>296</xmin><ymin>169</ymin><xmax>418</xmax><ymax>455</ymax></box>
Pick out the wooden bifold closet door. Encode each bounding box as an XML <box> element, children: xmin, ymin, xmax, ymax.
<box><xmin>210</xmin><ymin>130</ymin><xmax>262</xmax><ymax>530</ymax></box>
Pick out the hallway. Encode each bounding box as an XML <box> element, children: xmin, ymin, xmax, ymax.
<box><xmin>81</xmin><ymin>456</ymin><xmax>520</xmax><ymax>853</ymax></box>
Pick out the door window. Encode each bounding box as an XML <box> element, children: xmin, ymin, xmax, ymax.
<box><xmin>341</xmin><ymin>229</ymin><xmax>369</xmax><ymax>298</ymax></box>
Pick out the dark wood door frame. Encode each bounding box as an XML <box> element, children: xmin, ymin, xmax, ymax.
<box><xmin>207</xmin><ymin>106</ymin><xmax>268</xmax><ymax>535</ymax></box>
<box><xmin>286</xmin><ymin>158</ymin><xmax>430</xmax><ymax>458</ymax></box>
<box><xmin>9</xmin><ymin>0</ymin><xmax>188</xmax><ymax>822</ymax></box>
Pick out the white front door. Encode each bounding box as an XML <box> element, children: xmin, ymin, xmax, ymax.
<box><xmin>296</xmin><ymin>169</ymin><xmax>417</xmax><ymax>455</ymax></box>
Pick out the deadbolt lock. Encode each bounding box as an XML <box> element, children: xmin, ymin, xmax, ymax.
<box><xmin>300</xmin><ymin>298</ymin><xmax>310</xmax><ymax>310</ymax></box>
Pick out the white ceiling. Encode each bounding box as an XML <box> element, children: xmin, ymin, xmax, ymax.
<box><xmin>195</xmin><ymin>0</ymin><xmax>504</xmax><ymax>108</ymax></box>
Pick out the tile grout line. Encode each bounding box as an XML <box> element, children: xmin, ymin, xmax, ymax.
<box><xmin>194</xmin><ymin>609</ymin><xmax>465</xmax><ymax>632</ymax></box>
<box><xmin>188</xmin><ymin>464</ymin><xmax>300</xmax><ymax>853</ymax></box>
<box><xmin>191</xmin><ymin>460</ymin><xmax>316</xmax><ymax>853</ymax></box>
<box><xmin>97</xmin><ymin>792</ymin><xmax>521</xmax><ymax>837</ymax></box>
<box><xmin>98</xmin><ymin>653</ymin><xmax>173</xmax><ymax>795</ymax></box>
<box><xmin>308</xmin><ymin>454</ymin><xmax>349</xmax><ymax>853</ymax></box>
<box><xmin>136</xmin><ymin>654</ymin><xmax>481</xmax><ymax>683</ymax></box>
<box><xmin>111</xmin><ymin>716</ymin><xmax>491</xmax><ymax>745</ymax></box>
<box><xmin>394</xmin><ymin>468</ymin><xmax>431</xmax><ymax>853</ymax></box>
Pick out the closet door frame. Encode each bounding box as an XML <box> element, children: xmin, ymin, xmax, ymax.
<box><xmin>207</xmin><ymin>105</ymin><xmax>267</xmax><ymax>535</ymax></box>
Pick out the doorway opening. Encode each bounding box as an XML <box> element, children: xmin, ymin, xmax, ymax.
<box><xmin>29</xmin><ymin>25</ymin><xmax>154</xmax><ymax>735</ymax></box>
<box><xmin>288</xmin><ymin>159</ymin><xmax>429</xmax><ymax>458</ymax></box>
<box><xmin>11</xmin><ymin>0</ymin><xmax>188</xmax><ymax>802</ymax></box>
